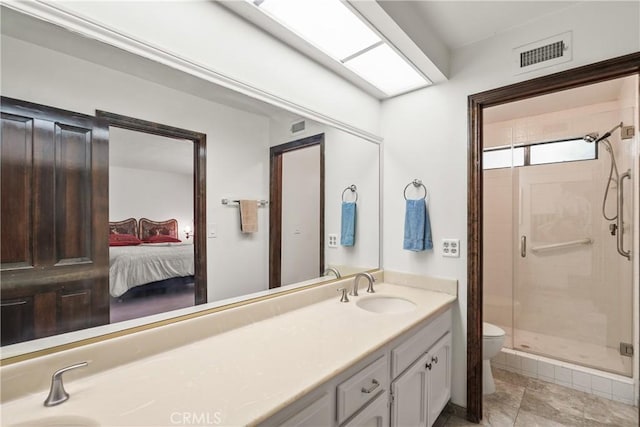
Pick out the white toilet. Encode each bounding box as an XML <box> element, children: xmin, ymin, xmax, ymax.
<box><xmin>482</xmin><ymin>322</ymin><xmax>506</xmax><ymax>395</ymax></box>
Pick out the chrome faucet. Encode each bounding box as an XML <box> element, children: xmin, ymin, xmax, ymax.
<box><xmin>352</xmin><ymin>272</ymin><xmax>376</xmax><ymax>296</ymax></box>
<box><xmin>44</xmin><ymin>361</ymin><xmax>88</xmax><ymax>407</ymax></box>
<box><xmin>323</xmin><ymin>267</ymin><xmax>341</xmax><ymax>279</ymax></box>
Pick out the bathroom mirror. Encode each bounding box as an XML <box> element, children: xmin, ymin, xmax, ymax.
<box><xmin>0</xmin><ymin>7</ymin><xmax>380</xmax><ymax>359</ymax></box>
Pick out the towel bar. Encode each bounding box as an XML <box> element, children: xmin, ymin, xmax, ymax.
<box><xmin>404</xmin><ymin>179</ymin><xmax>427</xmax><ymax>200</ymax></box>
<box><xmin>221</xmin><ymin>198</ymin><xmax>269</xmax><ymax>207</ymax></box>
<box><xmin>531</xmin><ymin>238</ymin><xmax>593</xmax><ymax>253</ymax></box>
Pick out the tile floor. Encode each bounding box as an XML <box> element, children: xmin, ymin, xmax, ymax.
<box><xmin>442</xmin><ymin>368</ymin><xmax>638</xmax><ymax>427</ymax></box>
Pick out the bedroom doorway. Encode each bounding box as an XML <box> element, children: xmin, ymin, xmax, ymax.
<box><xmin>269</xmin><ymin>133</ymin><xmax>325</xmax><ymax>288</ymax></box>
<box><xmin>97</xmin><ymin>111</ymin><xmax>207</xmax><ymax>323</ymax></box>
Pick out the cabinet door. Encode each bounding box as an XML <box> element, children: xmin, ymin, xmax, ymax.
<box><xmin>390</xmin><ymin>352</ymin><xmax>429</xmax><ymax>427</ymax></box>
<box><xmin>0</xmin><ymin>297</ymin><xmax>34</xmax><ymax>345</ymax></box>
<box><xmin>1</xmin><ymin>97</ymin><xmax>109</xmax><ymax>343</ymax></box>
<box><xmin>279</xmin><ymin>393</ymin><xmax>332</xmax><ymax>427</ymax></box>
<box><xmin>427</xmin><ymin>332</ymin><xmax>451</xmax><ymax>427</ymax></box>
<box><xmin>343</xmin><ymin>392</ymin><xmax>388</xmax><ymax>427</ymax></box>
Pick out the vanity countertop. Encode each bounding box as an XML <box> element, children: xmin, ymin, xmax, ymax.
<box><xmin>2</xmin><ymin>283</ymin><xmax>455</xmax><ymax>426</ymax></box>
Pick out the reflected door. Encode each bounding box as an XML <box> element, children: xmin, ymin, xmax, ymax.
<box><xmin>269</xmin><ymin>134</ymin><xmax>324</xmax><ymax>288</ymax></box>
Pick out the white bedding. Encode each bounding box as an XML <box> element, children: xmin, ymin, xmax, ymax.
<box><xmin>109</xmin><ymin>243</ymin><xmax>195</xmax><ymax>297</ymax></box>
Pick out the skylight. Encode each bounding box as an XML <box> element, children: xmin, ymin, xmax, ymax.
<box><xmin>249</xmin><ymin>0</ymin><xmax>430</xmax><ymax>97</ymax></box>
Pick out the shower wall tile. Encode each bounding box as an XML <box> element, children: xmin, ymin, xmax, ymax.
<box><xmin>591</xmin><ymin>376</ymin><xmax>613</xmax><ymax>394</ymax></box>
<box><xmin>572</xmin><ymin>371</ymin><xmax>592</xmax><ymax>390</ymax></box>
<box><xmin>497</xmin><ymin>349</ymin><xmax>637</xmax><ymax>407</ymax></box>
<box><xmin>593</xmin><ymin>390</ymin><xmax>613</xmax><ymax>400</ymax></box>
<box><xmin>612</xmin><ymin>380</ymin><xmax>635</xmax><ymax>405</ymax></box>
<box><xmin>554</xmin><ymin>366</ymin><xmax>572</xmax><ymax>384</ymax></box>
<box><xmin>521</xmin><ymin>357</ymin><xmax>538</xmax><ymax>378</ymax></box>
<box><xmin>537</xmin><ymin>360</ymin><xmax>555</xmax><ymax>381</ymax></box>
<box><xmin>505</xmin><ymin>352</ymin><xmax>522</xmax><ymax>372</ymax></box>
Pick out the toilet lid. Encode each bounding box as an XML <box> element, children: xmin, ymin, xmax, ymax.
<box><xmin>483</xmin><ymin>322</ymin><xmax>505</xmax><ymax>337</ymax></box>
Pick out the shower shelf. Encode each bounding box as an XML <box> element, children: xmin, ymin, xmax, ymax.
<box><xmin>530</xmin><ymin>238</ymin><xmax>593</xmax><ymax>253</ymax></box>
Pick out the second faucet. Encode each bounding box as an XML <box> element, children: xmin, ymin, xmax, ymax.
<box><xmin>351</xmin><ymin>272</ymin><xmax>376</xmax><ymax>296</ymax></box>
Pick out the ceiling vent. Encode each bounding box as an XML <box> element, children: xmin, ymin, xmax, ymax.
<box><xmin>290</xmin><ymin>120</ymin><xmax>306</xmax><ymax>134</ymax></box>
<box><xmin>514</xmin><ymin>32</ymin><xmax>572</xmax><ymax>74</ymax></box>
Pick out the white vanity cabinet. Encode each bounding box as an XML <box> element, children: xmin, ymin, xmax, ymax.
<box><xmin>389</xmin><ymin>332</ymin><xmax>452</xmax><ymax>427</ymax></box>
<box><xmin>389</xmin><ymin>309</ymin><xmax>452</xmax><ymax>427</ymax></box>
<box><xmin>426</xmin><ymin>333</ymin><xmax>452</xmax><ymax>426</ymax></box>
<box><xmin>278</xmin><ymin>393</ymin><xmax>333</xmax><ymax>427</ymax></box>
<box><xmin>262</xmin><ymin>308</ymin><xmax>453</xmax><ymax>427</ymax></box>
<box><xmin>342</xmin><ymin>392</ymin><xmax>389</xmax><ymax>427</ymax></box>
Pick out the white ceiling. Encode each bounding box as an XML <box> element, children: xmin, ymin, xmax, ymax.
<box><xmin>380</xmin><ymin>1</ymin><xmax>580</xmax><ymax>50</ymax></box>
<box><xmin>109</xmin><ymin>127</ymin><xmax>193</xmax><ymax>175</ymax></box>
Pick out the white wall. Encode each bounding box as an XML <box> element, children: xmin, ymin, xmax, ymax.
<box><xmin>380</xmin><ymin>1</ymin><xmax>640</xmax><ymax>407</ymax></box>
<box><xmin>53</xmin><ymin>0</ymin><xmax>381</xmax><ymax>136</ymax></box>
<box><xmin>281</xmin><ymin>146</ymin><xmax>321</xmax><ymax>285</ymax></box>
<box><xmin>109</xmin><ymin>166</ymin><xmax>194</xmax><ymax>242</ymax></box>
<box><xmin>1</xmin><ymin>35</ymin><xmax>272</xmax><ymax>302</ymax></box>
<box><xmin>270</xmin><ymin>119</ymin><xmax>380</xmax><ymax>275</ymax></box>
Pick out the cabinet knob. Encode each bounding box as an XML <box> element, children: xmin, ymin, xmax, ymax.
<box><xmin>426</xmin><ymin>363</ymin><xmax>432</xmax><ymax>370</ymax></box>
<box><xmin>431</xmin><ymin>356</ymin><xmax>438</xmax><ymax>364</ymax></box>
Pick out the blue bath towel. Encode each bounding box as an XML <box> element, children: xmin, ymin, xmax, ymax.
<box><xmin>340</xmin><ymin>202</ymin><xmax>356</xmax><ymax>246</ymax></box>
<box><xmin>403</xmin><ymin>199</ymin><xmax>433</xmax><ymax>251</ymax></box>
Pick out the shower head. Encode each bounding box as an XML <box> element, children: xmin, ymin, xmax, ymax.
<box><xmin>584</xmin><ymin>122</ymin><xmax>624</xmax><ymax>144</ymax></box>
<box><xmin>583</xmin><ymin>133</ymin><xmax>598</xmax><ymax>143</ymax></box>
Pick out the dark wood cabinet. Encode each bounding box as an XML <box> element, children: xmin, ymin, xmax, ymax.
<box><xmin>1</xmin><ymin>97</ymin><xmax>109</xmax><ymax>346</ymax></box>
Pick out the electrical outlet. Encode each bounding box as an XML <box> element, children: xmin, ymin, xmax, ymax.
<box><xmin>328</xmin><ymin>234</ymin><xmax>338</xmax><ymax>248</ymax></box>
<box><xmin>208</xmin><ymin>223</ymin><xmax>217</xmax><ymax>238</ymax></box>
<box><xmin>442</xmin><ymin>239</ymin><xmax>460</xmax><ymax>258</ymax></box>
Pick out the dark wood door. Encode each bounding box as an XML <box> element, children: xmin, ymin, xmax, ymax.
<box><xmin>1</xmin><ymin>97</ymin><xmax>109</xmax><ymax>345</ymax></box>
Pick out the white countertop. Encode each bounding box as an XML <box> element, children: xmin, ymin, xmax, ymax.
<box><xmin>2</xmin><ymin>283</ymin><xmax>455</xmax><ymax>427</ymax></box>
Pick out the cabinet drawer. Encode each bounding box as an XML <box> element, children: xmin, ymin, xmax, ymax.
<box><xmin>391</xmin><ymin>308</ymin><xmax>451</xmax><ymax>379</ymax></box>
<box><xmin>336</xmin><ymin>354</ymin><xmax>388</xmax><ymax>424</ymax></box>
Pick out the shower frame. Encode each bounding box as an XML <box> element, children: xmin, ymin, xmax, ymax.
<box><xmin>466</xmin><ymin>52</ymin><xmax>640</xmax><ymax>423</ymax></box>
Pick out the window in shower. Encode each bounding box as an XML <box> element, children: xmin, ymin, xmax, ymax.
<box><xmin>483</xmin><ymin>137</ymin><xmax>596</xmax><ymax>170</ymax></box>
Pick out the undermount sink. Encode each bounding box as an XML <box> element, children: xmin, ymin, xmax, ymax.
<box><xmin>10</xmin><ymin>416</ymin><xmax>100</xmax><ymax>427</ymax></box>
<box><xmin>356</xmin><ymin>296</ymin><xmax>416</xmax><ymax>314</ymax></box>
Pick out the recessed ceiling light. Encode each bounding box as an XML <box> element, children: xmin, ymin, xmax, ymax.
<box><xmin>248</xmin><ymin>0</ymin><xmax>430</xmax><ymax>97</ymax></box>
<box><xmin>343</xmin><ymin>43</ymin><xmax>428</xmax><ymax>96</ymax></box>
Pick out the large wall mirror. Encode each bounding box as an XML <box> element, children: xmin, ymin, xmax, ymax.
<box><xmin>0</xmin><ymin>7</ymin><xmax>380</xmax><ymax>360</ymax></box>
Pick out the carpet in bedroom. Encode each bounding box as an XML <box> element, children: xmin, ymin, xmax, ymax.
<box><xmin>110</xmin><ymin>282</ymin><xmax>195</xmax><ymax>323</ymax></box>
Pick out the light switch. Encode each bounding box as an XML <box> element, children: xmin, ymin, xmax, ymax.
<box><xmin>208</xmin><ymin>223</ymin><xmax>217</xmax><ymax>238</ymax></box>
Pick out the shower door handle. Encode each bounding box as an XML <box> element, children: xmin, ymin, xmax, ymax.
<box><xmin>521</xmin><ymin>235</ymin><xmax>527</xmax><ymax>258</ymax></box>
<box><xmin>617</xmin><ymin>170</ymin><xmax>631</xmax><ymax>260</ymax></box>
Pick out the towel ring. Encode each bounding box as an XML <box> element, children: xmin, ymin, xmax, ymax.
<box><xmin>342</xmin><ymin>184</ymin><xmax>358</xmax><ymax>203</ymax></box>
<box><xmin>404</xmin><ymin>179</ymin><xmax>427</xmax><ymax>200</ymax></box>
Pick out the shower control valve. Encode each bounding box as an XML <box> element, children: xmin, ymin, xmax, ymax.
<box><xmin>609</xmin><ymin>223</ymin><xmax>617</xmax><ymax>236</ymax></box>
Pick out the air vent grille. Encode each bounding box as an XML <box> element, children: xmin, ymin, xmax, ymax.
<box><xmin>520</xmin><ymin>41</ymin><xmax>564</xmax><ymax>68</ymax></box>
<box><xmin>513</xmin><ymin>32</ymin><xmax>572</xmax><ymax>75</ymax></box>
<box><xmin>291</xmin><ymin>120</ymin><xmax>305</xmax><ymax>133</ymax></box>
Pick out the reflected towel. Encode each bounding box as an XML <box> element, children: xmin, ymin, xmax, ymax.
<box><xmin>340</xmin><ymin>202</ymin><xmax>356</xmax><ymax>246</ymax></box>
<box><xmin>403</xmin><ymin>199</ymin><xmax>433</xmax><ymax>251</ymax></box>
<box><xmin>239</xmin><ymin>200</ymin><xmax>258</xmax><ymax>233</ymax></box>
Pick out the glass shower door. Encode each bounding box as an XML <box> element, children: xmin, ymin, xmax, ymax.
<box><xmin>514</xmin><ymin>157</ymin><xmax>633</xmax><ymax>376</ymax></box>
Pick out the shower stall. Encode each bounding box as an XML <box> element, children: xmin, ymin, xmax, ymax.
<box><xmin>483</xmin><ymin>75</ymin><xmax>638</xmax><ymax>380</ymax></box>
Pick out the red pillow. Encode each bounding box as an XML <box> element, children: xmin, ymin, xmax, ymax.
<box><xmin>143</xmin><ymin>235</ymin><xmax>182</xmax><ymax>243</ymax></box>
<box><xmin>109</xmin><ymin>233</ymin><xmax>142</xmax><ymax>246</ymax></box>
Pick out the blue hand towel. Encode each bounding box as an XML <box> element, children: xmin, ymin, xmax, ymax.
<box><xmin>340</xmin><ymin>202</ymin><xmax>356</xmax><ymax>246</ymax></box>
<box><xmin>403</xmin><ymin>199</ymin><xmax>433</xmax><ymax>251</ymax></box>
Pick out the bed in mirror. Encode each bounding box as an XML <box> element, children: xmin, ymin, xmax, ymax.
<box><xmin>0</xmin><ymin>6</ymin><xmax>380</xmax><ymax>360</ymax></box>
